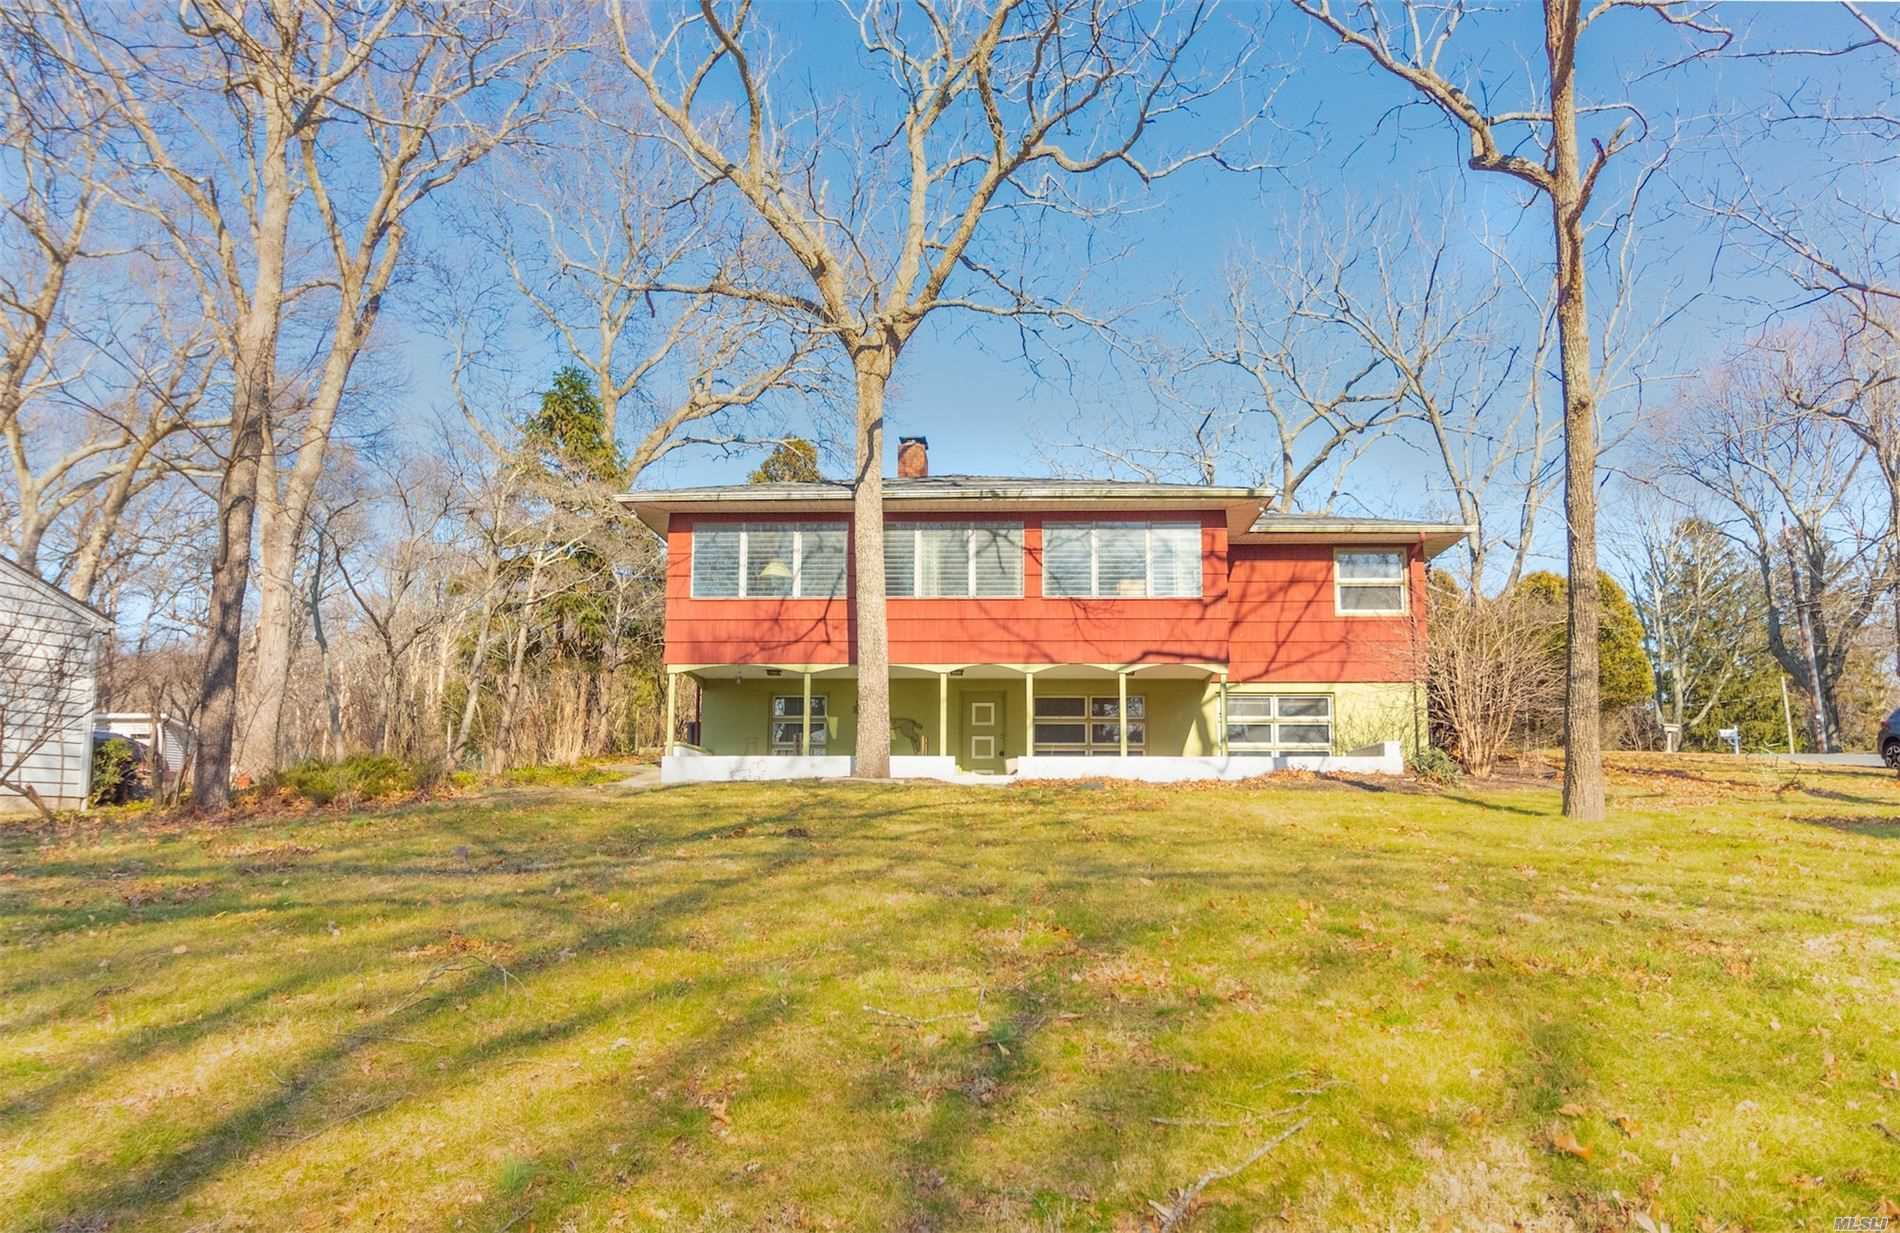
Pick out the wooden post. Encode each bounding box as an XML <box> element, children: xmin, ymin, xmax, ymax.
<box><xmin>938</xmin><ymin>672</ymin><xmax>948</xmax><ymax>758</ymax></box>
<box><xmin>1118</xmin><ymin>670</ymin><xmax>1129</xmax><ymax>757</ymax></box>
<box><xmin>801</xmin><ymin>671</ymin><xmax>813</xmax><ymax>756</ymax></box>
<box><xmin>1218</xmin><ymin>672</ymin><xmax>1229</xmax><ymax>757</ymax></box>
<box><xmin>1025</xmin><ymin>671</ymin><xmax>1036</xmax><ymax>757</ymax></box>
<box><xmin>664</xmin><ymin>670</ymin><xmax>677</xmax><ymax>755</ymax></box>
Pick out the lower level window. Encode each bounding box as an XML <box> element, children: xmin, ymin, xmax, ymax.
<box><xmin>770</xmin><ymin>694</ymin><xmax>827</xmax><ymax>754</ymax></box>
<box><xmin>1226</xmin><ymin>694</ymin><xmax>1332</xmax><ymax>752</ymax></box>
<box><xmin>1034</xmin><ymin>694</ymin><xmax>1144</xmax><ymax>755</ymax></box>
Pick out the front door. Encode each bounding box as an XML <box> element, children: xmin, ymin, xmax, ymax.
<box><xmin>964</xmin><ymin>692</ymin><xmax>1006</xmax><ymax>773</ymax></box>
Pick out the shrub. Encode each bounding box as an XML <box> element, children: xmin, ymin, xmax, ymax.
<box><xmin>1409</xmin><ymin>745</ymin><xmax>1463</xmax><ymax>785</ymax></box>
<box><xmin>276</xmin><ymin>755</ymin><xmax>422</xmax><ymax>806</ymax></box>
<box><xmin>89</xmin><ymin>737</ymin><xmax>140</xmax><ymax>806</ymax></box>
<box><xmin>499</xmin><ymin>762</ymin><xmax>621</xmax><ymax>788</ymax></box>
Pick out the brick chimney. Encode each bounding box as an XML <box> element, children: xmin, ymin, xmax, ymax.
<box><xmin>897</xmin><ymin>436</ymin><xmax>929</xmax><ymax>478</ymax></box>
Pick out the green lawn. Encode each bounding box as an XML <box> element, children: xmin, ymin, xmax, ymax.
<box><xmin>3</xmin><ymin>758</ymin><xmax>1897</xmax><ymax>1232</ymax></box>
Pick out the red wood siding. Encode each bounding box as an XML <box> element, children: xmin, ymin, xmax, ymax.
<box><xmin>1226</xmin><ymin>543</ymin><xmax>1427</xmax><ymax>683</ymax></box>
<box><xmin>665</xmin><ymin>511</ymin><xmax>1229</xmax><ymax>666</ymax></box>
<box><xmin>664</xmin><ymin>513</ymin><xmax>853</xmax><ymax>665</ymax></box>
<box><xmin>664</xmin><ymin>511</ymin><xmax>1429</xmax><ymax>679</ymax></box>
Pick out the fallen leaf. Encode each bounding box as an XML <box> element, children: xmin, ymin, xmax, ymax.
<box><xmin>1549</xmin><ymin>1129</ymin><xmax>1592</xmax><ymax>1160</ymax></box>
<box><xmin>1786</xmin><ymin>1174</ymin><xmax>1824</xmax><ymax>1192</ymax></box>
<box><xmin>1614</xmin><ymin>1114</ymin><xmax>1642</xmax><ymax>1137</ymax></box>
<box><xmin>1558</xmin><ymin>1102</ymin><xmax>1587</xmax><ymax>1118</ymax></box>
<box><xmin>1878</xmin><ymin>1198</ymin><xmax>1900</xmax><ymax>1218</ymax></box>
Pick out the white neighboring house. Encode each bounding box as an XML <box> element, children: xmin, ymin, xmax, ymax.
<box><xmin>94</xmin><ymin>712</ymin><xmax>195</xmax><ymax>791</ymax></box>
<box><xmin>0</xmin><ymin>556</ymin><xmax>112</xmax><ymax>814</ymax></box>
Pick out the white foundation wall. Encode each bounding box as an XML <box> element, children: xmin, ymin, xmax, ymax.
<box><xmin>661</xmin><ymin>745</ymin><xmax>1402</xmax><ymax>784</ymax></box>
<box><xmin>661</xmin><ymin>752</ymin><xmax>960</xmax><ymax>785</ymax></box>
<box><xmin>1011</xmin><ymin>742</ymin><xmax>1405</xmax><ymax>780</ymax></box>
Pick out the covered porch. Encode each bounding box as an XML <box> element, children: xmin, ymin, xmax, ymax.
<box><xmin>661</xmin><ymin>662</ymin><xmax>1408</xmax><ymax>783</ymax></box>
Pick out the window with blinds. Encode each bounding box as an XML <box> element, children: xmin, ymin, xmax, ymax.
<box><xmin>884</xmin><ymin>522</ymin><xmax>1023</xmax><ymax>598</ymax></box>
<box><xmin>1040</xmin><ymin>522</ymin><xmax>1202</xmax><ymax>598</ymax></box>
<box><xmin>690</xmin><ymin>522</ymin><xmax>846</xmax><ymax>599</ymax></box>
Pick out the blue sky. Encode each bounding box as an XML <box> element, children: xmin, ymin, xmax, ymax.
<box><xmin>392</xmin><ymin>1</ymin><xmax>1893</xmax><ymax>571</ymax></box>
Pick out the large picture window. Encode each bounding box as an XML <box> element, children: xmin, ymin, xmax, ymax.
<box><xmin>1334</xmin><ymin>549</ymin><xmax>1407</xmax><ymax>615</ymax></box>
<box><xmin>691</xmin><ymin>523</ymin><xmax>846</xmax><ymax>599</ymax></box>
<box><xmin>1042</xmin><ymin>522</ymin><xmax>1201</xmax><ymax>598</ymax></box>
<box><xmin>770</xmin><ymin>694</ymin><xmax>828</xmax><ymax>754</ymax></box>
<box><xmin>1226</xmin><ymin>694</ymin><xmax>1332</xmax><ymax>752</ymax></box>
<box><xmin>1033</xmin><ymin>694</ymin><xmax>1145</xmax><ymax>755</ymax></box>
<box><xmin>885</xmin><ymin>522</ymin><xmax>1024</xmax><ymax>598</ymax></box>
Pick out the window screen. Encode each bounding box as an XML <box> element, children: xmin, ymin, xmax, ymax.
<box><xmin>690</xmin><ymin>526</ymin><xmax>742</xmax><ymax>598</ymax></box>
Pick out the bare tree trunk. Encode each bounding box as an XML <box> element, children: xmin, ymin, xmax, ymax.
<box><xmin>851</xmin><ymin>360</ymin><xmax>891</xmax><ymax>779</ymax></box>
<box><xmin>307</xmin><ymin>547</ymin><xmax>343</xmax><ymax>759</ymax></box>
<box><xmin>451</xmin><ymin>567</ymin><xmax>502</xmax><ymax>764</ymax></box>
<box><xmin>1544</xmin><ymin>0</ymin><xmax>1604</xmax><ymax>820</ymax></box>
<box><xmin>193</xmin><ymin>214</ymin><xmax>288</xmax><ymax>808</ymax></box>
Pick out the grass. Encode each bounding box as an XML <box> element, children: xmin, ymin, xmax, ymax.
<box><xmin>1</xmin><ymin>756</ymin><xmax>1897</xmax><ymax>1232</ymax></box>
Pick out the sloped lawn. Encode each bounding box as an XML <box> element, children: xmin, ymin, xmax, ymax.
<box><xmin>2</xmin><ymin>758</ymin><xmax>1897</xmax><ymax>1232</ymax></box>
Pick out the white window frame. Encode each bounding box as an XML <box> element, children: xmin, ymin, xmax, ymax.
<box><xmin>1225</xmin><ymin>693</ymin><xmax>1334</xmax><ymax>753</ymax></box>
<box><xmin>691</xmin><ymin>522</ymin><xmax>845</xmax><ymax>600</ymax></box>
<box><xmin>1333</xmin><ymin>548</ymin><xmax>1409</xmax><ymax>617</ymax></box>
<box><xmin>1032</xmin><ymin>693</ymin><xmax>1146</xmax><ymax>755</ymax></box>
<box><xmin>769</xmin><ymin>694</ymin><xmax>828</xmax><ymax>754</ymax></box>
<box><xmin>886</xmin><ymin>521</ymin><xmax>1025</xmax><ymax>599</ymax></box>
<box><xmin>1042</xmin><ymin>521</ymin><xmax>1202</xmax><ymax>599</ymax></box>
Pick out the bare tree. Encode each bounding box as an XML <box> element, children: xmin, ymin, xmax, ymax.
<box><xmin>493</xmin><ymin>134</ymin><xmax>822</xmax><ymax>482</ymax></box>
<box><xmin>1667</xmin><ymin>333</ymin><xmax>1894</xmax><ymax>752</ymax></box>
<box><xmin>239</xmin><ymin>3</ymin><xmax>576</xmax><ymax>779</ymax></box>
<box><xmin>609</xmin><ymin>0</ymin><xmax>1266</xmax><ymax>777</ymax></box>
<box><xmin>1415</xmin><ymin>580</ymin><xmax>1565</xmax><ymax>778</ymax></box>
<box><xmin>1290</xmin><ymin>0</ymin><xmax>1728</xmax><ymax>819</ymax></box>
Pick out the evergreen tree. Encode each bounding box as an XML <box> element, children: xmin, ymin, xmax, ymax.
<box><xmin>749</xmin><ymin>437</ymin><xmax>821</xmax><ymax>484</ymax></box>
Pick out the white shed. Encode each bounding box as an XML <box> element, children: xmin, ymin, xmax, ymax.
<box><xmin>0</xmin><ymin>556</ymin><xmax>112</xmax><ymax>813</ymax></box>
<box><xmin>95</xmin><ymin>712</ymin><xmax>195</xmax><ymax>788</ymax></box>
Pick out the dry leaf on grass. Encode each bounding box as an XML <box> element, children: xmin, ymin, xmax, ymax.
<box><xmin>1613</xmin><ymin>1114</ymin><xmax>1642</xmax><ymax>1137</ymax></box>
<box><xmin>1548</xmin><ymin>1129</ymin><xmax>1592</xmax><ymax>1160</ymax></box>
<box><xmin>1557</xmin><ymin>1102</ymin><xmax>1587</xmax><ymax>1118</ymax></box>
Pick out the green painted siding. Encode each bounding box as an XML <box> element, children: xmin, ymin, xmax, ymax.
<box><xmin>693</xmin><ymin>675</ymin><xmax>1421</xmax><ymax>759</ymax></box>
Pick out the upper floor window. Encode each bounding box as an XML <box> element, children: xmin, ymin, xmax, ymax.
<box><xmin>886</xmin><ymin>522</ymin><xmax>1024</xmax><ymax>598</ymax></box>
<box><xmin>691</xmin><ymin>522</ymin><xmax>846</xmax><ymax>599</ymax></box>
<box><xmin>1334</xmin><ymin>549</ymin><xmax>1408</xmax><ymax>615</ymax></box>
<box><xmin>1042</xmin><ymin>521</ymin><xmax>1201</xmax><ymax>599</ymax></box>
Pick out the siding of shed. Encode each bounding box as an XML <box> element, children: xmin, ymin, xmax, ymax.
<box><xmin>0</xmin><ymin>574</ymin><xmax>101</xmax><ymax>810</ymax></box>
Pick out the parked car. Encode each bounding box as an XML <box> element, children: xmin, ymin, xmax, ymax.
<box><xmin>1883</xmin><ymin>707</ymin><xmax>1900</xmax><ymax>770</ymax></box>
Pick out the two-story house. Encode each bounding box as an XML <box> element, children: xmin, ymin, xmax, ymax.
<box><xmin>623</xmin><ymin>438</ymin><xmax>1467</xmax><ymax>783</ymax></box>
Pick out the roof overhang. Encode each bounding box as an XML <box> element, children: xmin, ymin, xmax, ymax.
<box><xmin>1233</xmin><ymin>517</ymin><xmax>1473</xmax><ymax>560</ymax></box>
<box><xmin>619</xmin><ymin>482</ymin><xmax>1275</xmax><ymax>538</ymax></box>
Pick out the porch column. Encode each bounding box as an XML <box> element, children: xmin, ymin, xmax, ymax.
<box><xmin>938</xmin><ymin>672</ymin><xmax>948</xmax><ymax>757</ymax></box>
<box><xmin>800</xmin><ymin>671</ymin><xmax>813</xmax><ymax>755</ymax></box>
<box><xmin>1218</xmin><ymin>672</ymin><xmax>1229</xmax><ymax>757</ymax></box>
<box><xmin>1025</xmin><ymin>671</ymin><xmax>1036</xmax><ymax>755</ymax></box>
<box><xmin>1118</xmin><ymin>670</ymin><xmax>1129</xmax><ymax>756</ymax></box>
<box><xmin>664</xmin><ymin>669</ymin><xmax>678</xmax><ymax>754</ymax></box>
